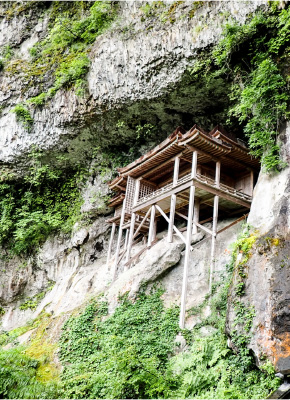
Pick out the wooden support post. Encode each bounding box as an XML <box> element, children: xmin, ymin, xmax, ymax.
<box><xmin>124</xmin><ymin>229</ymin><xmax>129</xmax><ymax>249</ymax></box>
<box><xmin>250</xmin><ymin>169</ymin><xmax>254</xmax><ymax>196</ymax></box>
<box><xmin>106</xmin><ymin>222</ymin><xmax>116</xmax><ymax>269</ymax></box>
<box><xmin>192</xmin><ymin>197</ymin><xmax>200</xmax><ymax>234</ymax></box>
<box><xmin>112</xmin><ymin>203</ymin><xmax>126</xmax><ymax>279</ymax></box>
<box><xmin>168</xmin><ymin>157</ymin><xmax>180</xmax><ymax>243</ymax></box>
<box><xmin>168</xmin><ymin>194</ymin><xmax>176</xmax><ymax>243</ymax></box>
<box><xmin>209</xmin><ymin>160</ymin><xmax>221</xmax><ymax>292</ymax></box>
<box><xmin>125</xmin><ymin>179</ymin><xmax>141</xmax><ymax>263</ymax></box>
<box><xmin>215</xmin><ymin>161</ymin><xmax>221</xmax><ymax>188</ymax></box>
<box><xmin>179</xmin><ymin>151</ymin><xmax>197</xmax><ymax>329</ymax></box>
<box><xmin>148</xmin><ymin>205</ymin><xmax>156</xmax><ymax>248</ymax></box>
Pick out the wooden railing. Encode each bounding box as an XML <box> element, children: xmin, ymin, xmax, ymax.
<box><xmin>135</xmin><ymin>172</ymin><xmax>252</xmax><ymax>207</ymax></box>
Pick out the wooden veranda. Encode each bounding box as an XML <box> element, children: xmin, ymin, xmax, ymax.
<box><xmin>106</xmin><ymin>125</ymin><xmax>260</xmax><ymax>328</ymax></box>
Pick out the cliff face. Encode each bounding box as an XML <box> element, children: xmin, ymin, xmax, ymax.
<box><xmin>226</xmin><ymin>122</ymin><xmax>290</xmax><ymax>374</ymax></box>
<box><xmin>0</xmin><ymin>0</ymin><xmax>289</xmax><ymax>384</ymax></box>
<box><xmin>0</xmin><ymin>1</ymin><xmax>264</xmax><ymax>167</ymax></box>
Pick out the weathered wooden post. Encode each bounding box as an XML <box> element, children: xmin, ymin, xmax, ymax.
<box><xmin>168</xmin><ymin>156</ymin><xmax>180</xmax><ymax>243</ymax></box>
<box><xmin>179</xmin><ymin>150</ymin><xmax>197</xmax><ymax>329</ymax></box>
<box><xmin>125</xmin><ymin>179</ymin><xmax>140</xmax><ymax>263</ymax></box>
<box><xmin>148</xmin><ymin>205</ymin><xmax>156</xmax><ymax>247</ymax></box>
<box><xmin>209</xmin><ymin>161</ymin><xmax>220</xmax><ymax>292</ymax></box>
<box><xmin>106</xmin><ymin>222</ymin><xmax>116</xmax><ymax>268</ymax></box>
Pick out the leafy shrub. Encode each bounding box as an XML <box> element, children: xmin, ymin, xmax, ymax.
<box><xmin>23</xmin><ymin>1</ymin><xmax>117</xmax><ymax>105</ymax></box>
<box><xmin>0</xmin><ymin>150</ymin><xmax>86</xmax><ymax>255</ymax></box>
<box><xmin>11</xmin><ymin>104</ymin><xmax>33</xmax><ymax>128</ymax></box>
<box><xmin>0</xmin><ymin>347</ymin><xmax>55</xmax><ymax>399</ymax></box>
<box><xmin>192</xmin><ymin>7</ymin><xmax>290</xmax><ymax>171</ymax></box>
<box><xmin>58</xmin><ymin>289</ymin><xmax>180</xmax><ymax>399</ymax></box>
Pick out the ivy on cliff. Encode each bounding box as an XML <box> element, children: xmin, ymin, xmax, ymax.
<box><xmin>192</xmin><ymin>5</ymin><xmax>290</xmax><ymax>172</ymax></box>
<box><xmin>7</xmin><ymin>1</ymin><xmax>117</xmax><ymax>117</ymax></box>
<box><xmin>0</xmin><ymin>150</ymin><xmax>86</xmax><ymax>255</ymax></box>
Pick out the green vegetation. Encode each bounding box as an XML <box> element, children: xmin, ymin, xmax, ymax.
<box><xmin>192</xmin><ymin>6</ymin><xmax>290</xmax><ymax>171</ymax></box>
<box><xmin>0</xmin><ymin>150</ymin><xmax>86</xmax><ymax>255</ymax></box>
<box><xmin>13</xmin><ymin>1</ymin><xmax>116</xmax><ymax>109</ymax></box>
<box><xmin>0</xmin><ymin>347</ymin><xmax>55</xmax><ymax>399</ymax></box>
<box><xmin>11</xmin><ymin>104</ymin><xmax>33</xmax><ymax>128</ymax></box>
<box><xmin>58</xmin><ymin>290</ymin><xmax>180</xmax><ymax>399</ymax></box>
<box><xmin>19</xmin><ymin>282</ymin><xmax>55</xmax><ymax>311</ymax></box>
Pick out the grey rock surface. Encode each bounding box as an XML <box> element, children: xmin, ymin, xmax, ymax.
<box><xmin>227</xmin><ymin>122</ymin><xmax>290</xmax><ymax>373</ymax></box>
<box><xmin>0</xmin><ymin>1</ymin><xmax>267</xmax><ymax>166</ymax></box>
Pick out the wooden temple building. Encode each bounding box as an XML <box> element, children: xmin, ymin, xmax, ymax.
<box><xmin>106</xmin><ymin>125</ymin><xmax>260</xmax><ymax>328</ymax></box>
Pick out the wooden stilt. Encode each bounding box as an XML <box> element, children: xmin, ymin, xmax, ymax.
<box><xmin>148</xmin><ymin>205</ymin><xmax>156</xmax><ymax>247</ymax></box>
<box><xmin>124</xmin><ymin>229</ymin><xmax>129</xmax><ymax>249</ymax></box>
<box><xmin>250</xmin><ymin>169</ymin><xmax>254</xmax><ymax>196</ymax></box>
<box><xmin>209</xmin><ymin>195</ymin><xmax>219</xmax><ymax>292</ymax></box>
<box><xmin>192</xmin><ymin>197</ymin><xmax>200</xmax><ymax>234</ymax></box>
<box><xmin>112</xmin><ymin>204</ymin><xmax>126</xmax><ymax>279</ymax></box>
<box><xmin>209</xmin><ymin>161</ymin><xmax>221</xmax><ymax>292</ymax></box>
<box><xmin>168</xmin><ymin>194</ymin><xmax>176</xmax><ymax>243</ymax></box>
<box><xmin>125</xmin><ymin>179</ymin><xmax>141</xmax><ymax>262</ymax></box>
<box><xmin>168</xmin><ymin>157</ymin><xmax>180</xmax><ymax>243</ymax></box>
<box><xmin>106</xmin><ymin>222</ymin><xmax>116</xmax><ymax>268</ymax></box>
<box><xmin>179</xmin><ymin>151</ymin><xmax>197</xmax><ymax>329</ymax></box>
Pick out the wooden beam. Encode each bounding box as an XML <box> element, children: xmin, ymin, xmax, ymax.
<box><xmin>176</xmin><ymin>211</ymin><xmax>188</xmax><ymax>221</ymax></box>
<box><xmin>142</xmin><ymin>151</ymin><xmax>184</xmax><ymax>179</ymax></box>
<box><xmin>180</xmin><ymin>151</ymin><xmax>197</xmax><ymax>329</ymax></box>
<box><xmin>106</xmin><ymin>222</ymin><xmax>116</xmax><ymax>269</ymax></box>
<box><xmin>155</xmin><ymin>204</ymin><xmax>188</xmax><ymax>247</ymax></box>
<box><xmin>196</xmin><ymin>222</ymin><xmax>213</xmax><ymax>236</ymax></box>
<box><xmin>183</xmin><ymin>144</ymin><xmax>218</xmax><ymax>162</ymax></box>
<box><xmin>133</xmin><ymin>207</ymin><xmax>151</xmax><ymax>239</ymax></box>
<box><xmin>217</xmin><ymin>213</ymin><xmax>249</xmax><ymax>235</ymax></box>
<box><xmin>148</xmin><ymin>205</ymin><xmax>156</xmax><ymax>247</ymax></box>
<box><xmin>133</xmin><ymin>174</ymin><xmax>251</xmax><ymax>213</ymax></box>
<box><xmin>139</xmin><ymin>178</ymin><xmax>159</xmax><ymax>189</ymax></box>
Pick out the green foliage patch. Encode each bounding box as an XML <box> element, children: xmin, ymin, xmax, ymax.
<box><xmin>22</xmin><ymin>1</ymin><xmax>116</xmax><ymax>106</ymax></box>
<box><xmin>0</xmin><ymin>150</ymin><xmax>86</xmax><ymax>255</ymax></box>
<box><xmin>58</xmin><ymin>289</ymin><xmax>180</xmax><ymax>399</ymax></box>
<box><xmin>11</xmin><ymin>104</ymin><xmax>34</xmax><ymax>128</ymax></box>
<box><xmin>0</xmin><ymin>347</ymin><xmax>55</xmax><ymax>399</ymax></box>
<box><xmin>191</xmin><ymin>6</ymin><xmax>290</xmax><ymax>171</ymax></box>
